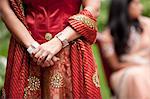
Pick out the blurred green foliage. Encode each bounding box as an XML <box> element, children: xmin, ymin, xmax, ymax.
<box><xmin>0</xmin><ymin>60</ymin><xmax>6</xmax><ymax>89</ymax></box>
<box><xmin>0</xmin><ymin>20</ymin><xmax>10</xmax><ymax>56</ymax></box>
<box><xmin>98</xmin><ymin>0</ymin><xmax>110</xmax><ymax>32</ymax></box>
<box><xmin>98</xmin><ymin>0</ymin><xmax>150</xmax><ymax>32</ymax></box>
<box><xmin>141</xmin><ymin>0</ymin><xmax>150</xmax><ymax>17</ymax></box>
<box><xmin>95</xmin><ymin>0</ymin><xmax>150</xmax><ymax>98</ymax></box>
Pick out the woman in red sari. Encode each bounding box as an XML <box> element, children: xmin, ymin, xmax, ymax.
<box><xmin>0</xmin><ymin>0</ymin><xmax>101</xmax><ymax>98</ymax></box>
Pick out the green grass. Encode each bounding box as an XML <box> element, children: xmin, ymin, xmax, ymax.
<box><xmin>0</xmin><ymin>20</ymin><xmax>10</xmax><ymax>57</ymax></box>
<box><xmin>0</xmin><ymin>20</ymin><xmax>9</xmax><ymax>89</ymax></box>
<box><xmin>92</xmin><ymin>44</ymin><xmax>111</xmax><ymax>99</ymax></box>
<box><xmin>0</xmin><ymin>38</ymin><xmax>9</xmax><ymax>56</ymax></box>
<box><xmin>0</xmin><ymin>62</ymin><xmax>6</xmax><ymax>89</ymax></box>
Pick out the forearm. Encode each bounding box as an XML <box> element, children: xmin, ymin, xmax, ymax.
<box><xmin>59</xmin><ymin>26</ymin><xmax>80</xmax><ymax>42</ymax></box>
<box><xmin>60</xmin><ymin>0</ymin><xmax>100</xmax><ymax>43</ymax></box>
<box><xmin>83</xmin><ymin>0</ymin><xmax>101</xmax><ymax>18</ymax></box>
<box><xmin>113</xmin><ymin>62</ymin><xmax>139</xmax><ymax>71</ymax></box>
<box><xmin>105</xmin><ymin>55</ymin><xmax>137</xmax><ymax>71</ymax></box>
<box><xmin>0</xmin><ymin>1</ymin><xmax>35</xmax><ymax>48</ymax></box>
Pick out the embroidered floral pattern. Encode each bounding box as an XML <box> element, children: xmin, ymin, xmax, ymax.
<box><xmin>50</xmin><ymin>72</ymin><xmax>64</xmax><ymax>88</ymax></box>
<box><xmin>24</xmin><ymin>76</ymin><xmax>40</xmax><ymax>98</ymax></box>
<box><xmin>24</xmin><ymin>87</ymin><xmax>28</xmax><ymax>98</ymax></box>
<box><xmin>27</xmin><ymin>76</ymin><xmax>40</xmax><ymax>91</ymax></box>
<box><xmin>92</xmin><ymin>71</ymin><xmax>100</xmax><ymax>88</ymax></box>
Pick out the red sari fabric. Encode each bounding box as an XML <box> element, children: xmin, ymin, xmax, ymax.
<box><xmin>24</xmin><ymin>0</ymin><xmax>81</xmax><ymax>44</ymax></box>
<box><xmin>3</xmin><ymin>0</ymin><xmax>102</xmax><ymax>98</ymax></box>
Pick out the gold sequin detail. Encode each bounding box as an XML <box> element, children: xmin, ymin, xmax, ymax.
<box><xmin>50</xmin><ymin>72</ymin><xmax>64</xmax><ymax>88</ymax></box>
<box><xmin>28</xmin><ymin>76</ymin><xmax>40</xmax><ymax>91</ymax></box>
<box><xmin>70</xmin><ymin>14</ymin><xmax>97</xmax><ymax>29</ymax></box>
<box><xmin>45</xmin><ymin>32</ymin><xmax>52</xmax><ymax>41</ymax></box>
<box><xmin>92</xmin><ymin>71</ymin><xmax>100</xmax><ymax>88</ymax></box>
<box><xmin>24</xmin><ymin>87</ymin><xmax>28</xmax><ymax>98</ymax></box>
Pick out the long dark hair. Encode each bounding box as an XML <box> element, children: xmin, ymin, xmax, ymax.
<box><xmin>108</xmin><ymin>0</ymin><xmax>142</xmax><ymax>57</ymax></box>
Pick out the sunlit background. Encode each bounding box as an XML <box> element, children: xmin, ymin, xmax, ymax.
<box><xmin>0</xmin><ymin>0</ymin><xmax>150</xmax><ymax>98</ymax></box>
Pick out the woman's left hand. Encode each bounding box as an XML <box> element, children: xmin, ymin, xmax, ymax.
<box><xmin>32</xmin><ymin>37</ymin><xmax>63</xmax><ymax>67</ymax></box>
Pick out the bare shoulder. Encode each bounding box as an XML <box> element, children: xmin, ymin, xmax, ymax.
<box><xmin>139</xmin><ymin>16</ymin><xmax>150</xmax><ymax>27</ymax></box>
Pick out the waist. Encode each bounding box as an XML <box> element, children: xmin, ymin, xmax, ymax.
<box><xmin>25</xmin><ymin>9</ymin><xmax>71</xmax><ymax>44</ymax></box>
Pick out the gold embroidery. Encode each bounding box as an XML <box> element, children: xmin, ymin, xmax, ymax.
<box><xmin>24</xmin><ymin>87</ymin><xmax>28</xmax><ymax>98</ymax></box>
<box><xmin>92</xmin><ymin>71</ymin><xmax>100</xmax><ymax>88</ymax></box>
<box><xmin>24</xmin><ymin>76</ymin><xmax>40</xmax><ymax>98</ymax></box>
<box><xmin>45</xmin><ymin>33</ymin><xmax>52</xmax><ymax>41</ymax></box>
<box><xmin>50</xmin><ymin>72</ymin><xmax>64</xmax><ymax>88</ymax></box>
<box><xmin>27</xmin><ymin>76</ymin><xmax>40</xmax><ymax>91</ymax></box>
<box><xmin>70</xmin><ymin>14</ymin><xmax>97</xmax><ymax>29</ymax></box>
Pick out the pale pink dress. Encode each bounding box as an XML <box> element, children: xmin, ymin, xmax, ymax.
<box><xmin>100</xmin><ymin>17</ymin><xmax>150</xmax><ymax>99</ymax></box>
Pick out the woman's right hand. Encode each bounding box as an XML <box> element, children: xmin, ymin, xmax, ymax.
<box><xmin>0</xmin><ymin>0</ymin><xmax>37</xmax><ymax>49</ymax></box>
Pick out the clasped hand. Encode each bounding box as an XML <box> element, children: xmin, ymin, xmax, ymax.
<box><xmin>31</xmin><ymin>37</ymin><xmax>62</xmax><ymax>67</ymax></box>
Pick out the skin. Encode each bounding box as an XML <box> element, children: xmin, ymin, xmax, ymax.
<box><xmin>128</xmin><ymin>0</ymin><xmax>143</xmax><ymax>19</ymax></box>
<box><xmin>101</xmin><ymin>0</ymin><xmax>143</xmax><ymax>71</ymax></box>
<box><xmin>0</xmin><ymin>0</ymin><xmax>100</xmax><ymax>67</ymax></box>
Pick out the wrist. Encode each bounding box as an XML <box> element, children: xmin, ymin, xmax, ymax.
<box><xmin>27</xmin><ymin>41</ymin><xmax>40</xmax><ymax>54</ymax></box>
<box><xmin>55</xmin><ymin>32</ymin><xmax>69</xmax><ymax>48</ymax></box>
<box><xmin>25</xmin><ymin>39</ymin><xmax>36</xmax><ymax>48</ymax></box>
<box><xmin>53</xmin><ymin>37</ymin><xmax>63</xmax><ymax>48</ymax></box>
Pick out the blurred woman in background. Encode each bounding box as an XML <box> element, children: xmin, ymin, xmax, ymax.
<box><xmin>0</xmin><ymin>0</ymin><xmax>101</xmax><ymax>98</ymax></box>
<box><xmin>99</xmin><ymin>0</ymin><xmax>150</xmax><ymax>98</ymax></box>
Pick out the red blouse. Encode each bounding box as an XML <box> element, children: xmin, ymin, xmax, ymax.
<box><xmin>23</xmin><ymin>0</ymin><xmax>82</xmax><ymax>44</ymax></box>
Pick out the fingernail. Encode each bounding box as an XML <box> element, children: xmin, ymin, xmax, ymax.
<box><xmin>55</xmin><ymin>57</ymin><xmax>60</xmax><ymax>61</ymax></box>
<box><xmin>57</xmin><ymin>58</ymin><xmax>60</xmax><ymax>61</ymax></box>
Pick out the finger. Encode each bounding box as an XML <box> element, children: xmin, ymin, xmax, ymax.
<box><xmin>32</xmin><ymin>54</ymin><xmax>39</xmax><ymax>63</ymax></box>
<box><xmin>43</xmin><ymin>54</ymin><xmax>53</xmax><ymax>67</ymax></box>
<box><xmin>42</xmin><ymin>60</ymin><xmax>51</xmax><ymax>67</ymax></box>
<box><xmin>32</xmin><ymin>50</ymin><xmax>40</xmax><ymax>63</ymax></box>
<box><xmin>35</xmin><ymin>50</ymin><xmax>44</xmax><ymax>59</ymax></box>
<box><xmin>33</xmin><ymin>58</ymin><xmax>37</xmax><ymax>62</ymax></box>
<box><xmin>50</xmin><ymin>60</ymin><xmax>54</xmax><ymax>66</ymax></box>
<box><xmin>38</xmin><ymin>51</ymin><xmax>49</xmax><ymax>65</ymax></box>
<box><xmin>32</xmin><ymin>53</ymin><xmax>39</xmax><ymax>62</ymax></box>
<box><xmin>52</xmin><ymin>56</ymin><xmax>60</xmax><ymax>62</ymax></box>
<box><xmin>43</xmin><ymin>60</ymin><xmax>54</xmax><ymax>67</ymax></box>
<box><xmin>31</xmin><ymin>47</ymin><xmax>40</xmax><ymax>57</ymax></box>
<box><xmin>35</xmin><ymin>50</ymin><xmax>44</xmax><ymax>65</ymax></box>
